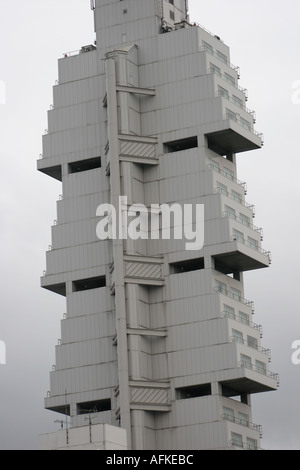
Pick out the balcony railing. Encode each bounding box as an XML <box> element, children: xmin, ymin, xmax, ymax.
<box><xmin>224</xmin><ymin>211</ymin><xmax>263</xmax><ymax>240</ymax></box>
<box><xmin>229</xmin><ymin>439</ymin><xmax>260</xmax><ymax>450</ymax></box>
<box><xmin>230</xmin><ymin>336</ymin><xmax>271</xmax><ymax>360</ymax></box>
<box><xmin>231</xmin><ymin>235</ymin><xmax>272</xmax><ymax>263</ymax></box>
<box><xmin>222</xmin><ymin>414</ymin><xmax>263</xmax><ymax>438</ymax></box>
<box><xmin>216</xmin><ymin>90</ymin><xmax>256</xmax><ymax>122</ymax></box>
<box><xmin>215</xmin><ymin>187</ymin><xmax>255</xmax><ymax>216</ymax></box>
<box><xmin>221</xmin><ymin>311</ymin><xmax>263</xmax><ymax>337</ymax></box>
<box><xmin>215</xmin><ymin>285</ymin><xmax>254</xmax><ymax>312</ymax></box>
<box><xmin>200</xmin><ymin>45</ymin><xmax>240</xmax><ymax>77</ymax></box>
<box><xmin>208</xmin><ymin>68</ymin><xmax>248</xmax><ymax>100</ymax></box>
<box><xmin>239</xmin><ymin>361</ymin><xmax>280</xmax><ymax>386</ymax></box>
<box><xmin>223</xmin><ymin>112</ymin><xmax>264</xmax><ymax>145</ymax></box>
<box><xmin>208</xmin><ymin>164</ymin><xmax>247</xmax><ymax>194</ymax></box>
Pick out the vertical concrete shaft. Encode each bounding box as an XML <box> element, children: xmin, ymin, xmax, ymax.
<box><xmin>105</xmin><ymin>56</ymin><xmax>132</xmax><ymax>448</ymax></box>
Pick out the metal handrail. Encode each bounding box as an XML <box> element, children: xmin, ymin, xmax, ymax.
<box><xmin>215</xmin><ymin>187</ymin><xmax>255</xmax><ymax>216</ymax></box>
<box><xmin>231</xmin><ymin>235</ymin><xmax>271</xmax><ymax>261</ymax></box>
<box><xmin>207</xmin><ymin>164</ymin><xmax>247</xmax><ymax>193</ymax></box>
<box><xmin>222</xmin><ymin>414</ymin><xmax>263</xmax><ymax>437</ymax></box>
<box><xmin>223</xmin><ymin>112</ymin><xmax>264</xmax><ymax>144</ymax></box>
<box><xmin>230</xmin><ymin>336</ymin><xmax>271</xmax><ymax>359</ymax></box>
<box><xmin>208</xmin><ymin>68</ymin><xmax>248</xmax><ymax>99</ymax></box>
<box><xmin>239</xmin><ymin>361</ymin><xmax>280</xmax><ymax>386</ymax></box>
<box><xmin>221</xmin><ymin>311</ymin><xmax>263</xmax><ymax>337</ymax></box>
<box><xmin>215</xmin><ymin>286</ymin><xmax>254</xmax><ymax>311</ymax></box>
<box><xmin>216</xmin><ymin>91</ymin><xmax>256</xmax><ymax>121</ymax></box>
<box><xmin>223</xmin><ymin>211</ymin><xmax>263</xmax><ymax>239</ymax></box>
<box><xmin>200</xmin><ymin>45</ymin><xmax>240</xmax><ymax>76</ymax></box>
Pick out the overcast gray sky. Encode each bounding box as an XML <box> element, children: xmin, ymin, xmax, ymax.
<box><xmin>0</xmin><ymin>0</ymin><xmax>299</xmax><ymax>450</ymax></box>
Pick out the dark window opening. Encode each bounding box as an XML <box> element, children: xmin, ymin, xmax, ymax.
<box><xmin>72</xmin><ymin>276</ymin><xmax>106</xmax><ymax>292</ymax></box>
<box><xmin>222</xmin><ymin>385</ymin><xmax>249</xmax><ymax>404</ymax></box>
<box><xmin>164</xmin><ymin>136</ymin><xmax>198</xmax><ymax>154</ymax></box>
<box><xmin>77</xmin><ymin>399</ymin><xmax>111</xmax><ymax>415</ymax></box>
<box><xmin>176</xmin><ymin>383</ymin><xmax>212</xmax><ymax>400</ymax></box>
<box><xmin>214</xmin><ymin>259</ymin><xmax>241</xmax><ymax>281</ymax></box>
<box><xmin>68</xmin><ymin>157</ymin><xmax>101</xmax><ymax>174</ymax></box>
<box><xmin>170</xmin><ymin>257</ymin><xmax>205</xmax><ymax>274</ymax></box>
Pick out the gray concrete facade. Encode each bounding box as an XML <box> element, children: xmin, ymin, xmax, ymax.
<box><xmin>38</xmin><ymin>0</ymin><xmax>278</xmax><ymax>450</ymax></box>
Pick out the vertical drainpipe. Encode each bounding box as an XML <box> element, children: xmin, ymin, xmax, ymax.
<box><xmin>105</xmin><ymin>54</ymin><xmax>132</xmax><ymax>449</ymax></box>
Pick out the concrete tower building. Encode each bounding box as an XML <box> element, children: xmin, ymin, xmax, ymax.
<box><xmin>38</xmin><ymin>0</ymin><xmax>278</xmax><ymax>450</ymax></box>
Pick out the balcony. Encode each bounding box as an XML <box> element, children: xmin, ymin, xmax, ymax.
<box><xmin>222</xmin><ymin>414</ymin><xmax>263</xmax><ymax>438</ymax></box>
<box><xmin>215</xmin><ymin>187</ymin><xmax>255</xmax><ymax>217</ymax></box>
<box><xmin>221</xmin><ymin>311</ymin><xmax>263</xmax><ymax>338</ymax></box>
<box><xmin>223</xmin><ymin>211</ymin><xmax>263</xmax><ymax>240</ymax></box>
<box><xmin>208</xmin><ymin>164</ymin><xmax>247</xmax><ymax>194</ymax></box>
<box><xmin>230</xmin><ymin>336</ymin><xmax>271</xmax><ymax>361</ymax></box>
<box><xmin>215</xmin><ymin>285</ymin><xmax>254</xmax><ymax>313</ymax></box>
<box><xmin>205</xmin><ymin>112</ymin><xmax>264</xmax><ymax>155</ymax></box>
<box><xmin>213</xmin><ymin>234</ymin><xmax>271</xmax><ymax>274</ymax></box>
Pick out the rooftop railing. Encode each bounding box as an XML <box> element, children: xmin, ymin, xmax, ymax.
<box><xmin>215</xmin><ymin>285</ymin><xmax>254</xmax><ymax>312</ymax></box>
<box><xmin>200</xmin><ymin>45</ymin><xmax>240</xmax><ymax>77</ymax></box>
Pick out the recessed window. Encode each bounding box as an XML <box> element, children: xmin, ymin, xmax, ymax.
<box><xmin>170</xmin><ymin>257</ymin><xmax>205</xmax><ymax>274</ymax></box>
<box><xmin>72</xmin><ymin>276</ymin><xmax>106</xmax><ymax>292</ymax></box>
<box><xmin>170</xmin><ymin>10</ymin><xmax>175</xmax><ymax>21</ymax></box>
<box><xmin>77</xmin><ymin>399</ymin><xmax>111</xmax><ymax>415</ymax></box>
<box><xmin>68</xmin><ymin>157</ymin><xmax>101</xmax><ymax>174</ymax></box>
<box><xmin>164</xmin><ymin>136</ymin><xmax>198</xmax><ymax>153</ymax></box>
<box><xmin>176</xmin><ymin>383</ymin><xmax>212</xmax><ymax>400</ymax></box>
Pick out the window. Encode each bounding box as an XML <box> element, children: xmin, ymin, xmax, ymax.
<box><xmin>232</xmin><ymin>329</ymin><xmax>243</xmax><ymax>344</ymax></box>
<box><xmin>203</xmin><ymin>41</ymin><xmax>213</xmax><ymax>54</ymax></box>
<box><xmin>233</xmin><ymin>229</ymin><xmax>244</xmax><ymax>244</ymax></box>
<box><xmin>216</xmin><ymin>280</ymin><xmax>227</xmax><ymax>294</ymax></box>
<box><xmin>218</xmin><ymin>85</ymin><xmax>229</xmax><ymax>99</ymax></box>
<box><xmin>239</xmin><ymin>311</ymin><xmax>249</xmax><ymax>325</ymax></box>
<box><xmin>217</xmin><ymin>50</ymin><xmax>227</xmax><ymax>64</ymax></box>
<box><xmin>247</xmin><ymin>437</ymin><xmax>258</xmax><ymax>450</ymax></box>
<box><xmin>231</xmin><ymin>432</ymin><xmax>243</xmax><ymax>448</ymax></box>
<box><xmin>72</xmin><ymin>276</ymin><xmax>106</xmax><ymax>292</ymax></box>
<box><xmin>248</xmin><ymin>236</ymin><xmax>258</xmax><ymax>250</ymax></box>
<box><xmin>170</xmin><ymin>10</ymin><xmax>175</xmax><ymax>20</ymax></box>
<box><xmin>238</xmin><ymin>412</ymin><xmax>249</xmax><ymax>427</ymax></box>
<box><xmin>223</xmin><ymin>407</ymin><xmax>234</xmax><ymax>422</ymax></box>
<box><xmin>239</xmin><ymin>213</ymin><xmax>250</xmax><ymax>227</ymax></box>
<box><xmin>224</xmin><ymin>73</ymin><xmax>236</xmax><ymax>86</ymax></box>
<box><xmin>255</xmin><ymin>360</ymin><xmax>266</xmax><ymax>375</ymax></box>
<box><xmin>169</xmin><ymin>0</ymin><xmax>174</xmax><ymax>4</ymax></box>
<box><xmin>210</xmin><ymin>63</ymin><xmax>221</xmax><ymax>77</ymax></box>
<box><xmin>224</xmin><ymin>305</ymin><xmax>235</xmax><ymax>319</ymax></box>
<box><xmin>217</xmin><ymin>181</ymin><xmax>227</xmax><ymax>195</ymax></box>
<box><xmin>208</xmin><ymin>158</ymin><xmax>220</xmax><ymax>171</ymax></box>
<box><xmin>232</xmin><ymin>95</ymin><xmax>243</xmax><ymax>109</ymax></box>
<box><xmin>68</xmin><ymin>157</ymin><xmax>101</xmax><ymax>174</ymax></box>
<box><xmin>164</xmin><ymin>136</ymin><xmax>198</xmax><ymax>153</ymax></box>
<box><xmin>225</xmin><ymin>205</ymin><xmax>236</xmax><ymax>219</ymax></box>
<box><xmin>231</xmin><ymin>287</ymin><xmax>241</xmax><ymax>301</ymax></box>
<box><xmin>226</xmin><ymin>108</ymin><xmax>237</xmax><ymax>122</ymax></box>
<box><xmin>240</xmin><ymin>117</ymin><xmax>251</xmax><ymax>131</ymax></box>
<box><xmin>223</xmin><ymin>167</ymin><xmax>234</xmax><ymax>180</ymax></box>
<box><xmin>77</xmin><ymin>399</ymin><xmax>111</xmax><ymax>415</ymax></box>
<box><xmin>241</xmin><ymin>354</ymin><xmax>252</xmax><ymax>370</ymax></box>
<box><xmin>176</xmin><ymin>383</ymin><xmax>212</xmax><ymax>400</ymax></box>
<box><xmin>231</xmin><ymin>190</ymin><xmax>242</xmax><ymax>203</ymax></box>
<box><xmin>247</xmin><ymin>335</ymin><xmax>258</xmax><ymax>350</ymax></box>
<box><xmin>170</xmin><ymin>258</ymin><xmax>205</xmax><ymax>274</ymax></box>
